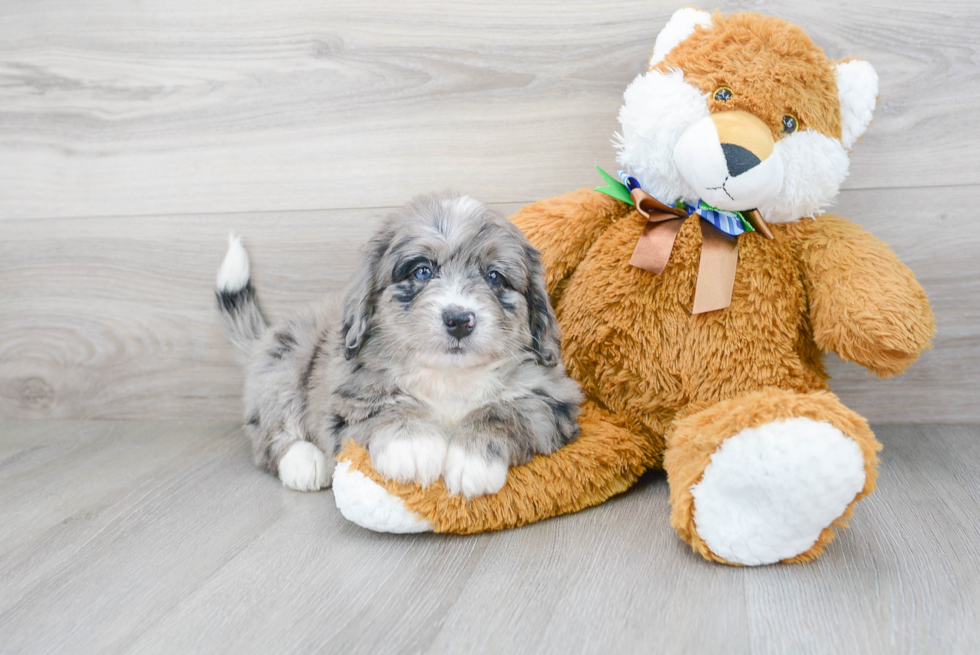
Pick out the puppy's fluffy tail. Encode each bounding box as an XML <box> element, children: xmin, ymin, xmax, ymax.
<box><xmin>215</xmin><ymin>233</ymin><xmax>267</xmax><ymax>361</ymax></box>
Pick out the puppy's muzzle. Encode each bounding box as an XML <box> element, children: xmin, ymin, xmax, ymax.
<box><xmin>443</xmin><ymin>309</ymin><xmax>476</xmax><ymax>339</ymax></box>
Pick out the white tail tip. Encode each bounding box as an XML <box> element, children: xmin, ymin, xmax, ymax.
<box><xmin>216</xmin><ymin>233</ymin><xmax>250</xmax><ymax>292</ymax></box>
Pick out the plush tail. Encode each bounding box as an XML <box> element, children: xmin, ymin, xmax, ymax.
<box><xmin>215</xmin><ymin>234</ymin><xmax>267</xmax><ymax>361</ymax></box>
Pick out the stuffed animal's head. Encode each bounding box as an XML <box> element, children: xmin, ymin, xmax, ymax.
<box><xmin>615</xmin><ymin>9</ymin><xmax>878</xmax><ymax>223</ymax></box>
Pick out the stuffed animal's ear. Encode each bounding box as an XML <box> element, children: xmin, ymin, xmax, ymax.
<box><xmin>649</xmin><ymin>8</ymin><xmax>713</xmax><ymax>68</ymax></box>
<box><xmin>836</xmin><ymin>59</ymin><xmax>879</xmax><ymax>149</ymax></box>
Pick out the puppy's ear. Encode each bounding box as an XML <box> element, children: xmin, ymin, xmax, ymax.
<box><xmin>340</xmin><ymin>238</ymin><xmax>384</xmax><ymax>360</ymax></box>
<box><xmin>524</xmin><ymin>245</ymin><xmax>561</xmax><ymax>367</ymax></box>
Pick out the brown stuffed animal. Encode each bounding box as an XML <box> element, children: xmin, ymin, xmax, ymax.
<box><xmin>332</xmin><ymin>9</ymin><xmax>935</xmax><ymax>565</ymax></box>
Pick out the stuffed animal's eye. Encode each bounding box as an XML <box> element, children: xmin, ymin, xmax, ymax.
<box><xmin>485</xmin><ymin>270</ymin><xmax>504</xmax><ymax>286</ymax></box>
<box><xmin>781</xmin><ymin>114</ymin><xmax>799</xmax><ymax>134</ymax></box>
<box><xmin>713</xmin><ymin>86</ymin><xmax>733</xmax><ymax>102</ymax></box>
<box><xmin>413</xmin><ymin>265</ymin><xmax>433</xmax><ymax>281</ymax></box>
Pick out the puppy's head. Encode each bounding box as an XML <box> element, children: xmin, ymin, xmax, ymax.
<box><xmin>341</xmin><ymin>193</ymin><xmax>560</xmax><ymax>368</ymax></box>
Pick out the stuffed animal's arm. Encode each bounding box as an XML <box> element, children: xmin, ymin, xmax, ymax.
<box><xmin>799</xmin><ymin>215</ymin><xmax>935</xmax><ymax>377</ymax></box>
<box><xmin>332</xmin><ymin>401</ymin><xmax>658</xmax><ymax>534</ymax></box>
<box><xmin>511</xmin><ymin>188</ymin><xmax>631</xmax><ymax>295</ymax></box>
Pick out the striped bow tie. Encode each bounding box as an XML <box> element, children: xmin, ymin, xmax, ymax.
<box><xmin>683</xmin><ymin>201</ymin><xmax>752</xmax><ymax>236</ymax></box>
<box><xmin>617</xmin><ymin>171</ymin><xmax>754</xmax><ymax>237</ymax></box>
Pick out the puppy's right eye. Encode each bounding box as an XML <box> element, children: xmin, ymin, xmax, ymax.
<box><xmin>413</xmin><ymin>265</ymin><xmax>433</xmax><ymax>281</ymax></box>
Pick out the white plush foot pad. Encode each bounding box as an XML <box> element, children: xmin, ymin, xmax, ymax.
<box><xmin>691</xmin><ymin>417</ymin><xmax>866</xmax><ymax>566</ymax></box>
<box><xmin>332</xmin><ymin>461</ymin><xmax>434</xmax><ymax>533</ymax></box>
<box><xmin>278</xmin><ymin>441</ymin><xmax>332</xmax><ymax>491</ymax></box>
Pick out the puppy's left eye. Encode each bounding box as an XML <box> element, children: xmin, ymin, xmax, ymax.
<box><xmin>485</xmin><ymin>270</ymin><xmax>504</xmax><ymax>286</ymax></box>
<box><xmin>413</xmin><ymin>265</ymin><xmax>433</xmax><ymax>281</ymax></box>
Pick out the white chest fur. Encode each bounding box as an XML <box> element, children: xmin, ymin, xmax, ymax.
<box><xmin>404</xmin><ymin>364</ymin><xmax>506</xmax><ymax>429</ymax></box>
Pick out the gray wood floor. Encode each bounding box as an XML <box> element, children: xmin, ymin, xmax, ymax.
<box><xmin>2</xmin><ymin>2</ymin><xmax>978</xmax><ymax>653</ymax></box>
<box><xmin>1</xmin><ymin>420</ymin><xmax>977</xmax><ymax>654</ymax></box>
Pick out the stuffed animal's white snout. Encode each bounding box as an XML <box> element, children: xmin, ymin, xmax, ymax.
<box><xmin>673</xmin><ymin>111</ymin><xmax>784</xmax><ymax>212</ymax></box>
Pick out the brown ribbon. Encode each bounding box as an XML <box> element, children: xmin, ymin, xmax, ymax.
<box><xmin>627</xmin><ymin>189</ymin><xmax>773</xmax><ymax>314</ymax></box>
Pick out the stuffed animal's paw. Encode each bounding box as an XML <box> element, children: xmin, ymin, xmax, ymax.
<box><xmin>690</xmin><ymin>417</ymin><xmax>866</xmax><ymax>565</ymax></box>
<box><xmin>332</xmin><ymin>460</ymin><xmax>434</xmax><ymax>533</ymax></box>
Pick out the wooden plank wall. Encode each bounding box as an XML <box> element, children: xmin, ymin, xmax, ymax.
<box><xmin>1</xmin><ymin>0</ymin><xmax>978</xmax><ymax>422</ymax></box>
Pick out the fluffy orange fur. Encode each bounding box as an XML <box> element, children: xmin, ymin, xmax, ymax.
<box><xmin>659</xmin><ymin>11</ymin><xmax>843</xmax><ymax>139</ymax></box>
<box><xmin>336</xmin><ymin>12</ymin><xmax>936</xmax><ymax>564</ymax></box>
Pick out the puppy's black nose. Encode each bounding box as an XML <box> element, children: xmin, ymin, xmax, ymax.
<box><xmin>443</xmin><ymin>310</ymin><xmax>476</xmax><ymax>339</ymax></box>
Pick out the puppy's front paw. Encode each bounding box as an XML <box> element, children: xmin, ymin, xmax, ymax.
<box><xmin>443</xmin><ymin>443</ymin><xmax>508</xmax><ymax>500</ymax></box>
<box><xmin>279</xmin><ymin>441</ymin><xmax>332</xmax><ymax>491</ymax></box>
<box><xmin>371</xmin><ymin>424</ymin><xmax>447</xmax><ymax>487</ymax></box>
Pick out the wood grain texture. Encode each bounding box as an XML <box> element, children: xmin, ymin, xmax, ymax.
<box><xmin>2</xmin><ymin>186</ymin><xmax>977</xmax><ymax>422</ymax></box>
<box><xmin>0</xmin><ymin>0</ymin><xmax>978</xmax><ymax>220</ymax></box>
<box><xmin>0</xmin><ymin>420</ymin><xmax>977</xmax><ymax>654</ymax></box>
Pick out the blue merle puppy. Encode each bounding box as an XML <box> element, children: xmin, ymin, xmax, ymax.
<box><xmin>216</xmin><ymin>193</ymin><xmax>582</xmax><ymax>499</ymax></box>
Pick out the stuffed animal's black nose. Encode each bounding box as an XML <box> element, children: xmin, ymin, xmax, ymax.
<box><xmin>721</xmin><ymin>143</ymin><xmax>762</xmax><ymax>177</ymax></box>
<box><xmin>443</xmin><ymin>310</ymin><xmax>476</xmax><ymax>339</ymax></box>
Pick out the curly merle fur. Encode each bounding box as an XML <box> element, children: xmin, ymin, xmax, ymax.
<box><xmin>216</xmin><ymin>193</ymin><xmax>582</xmax><ymax>498</ymax></box>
